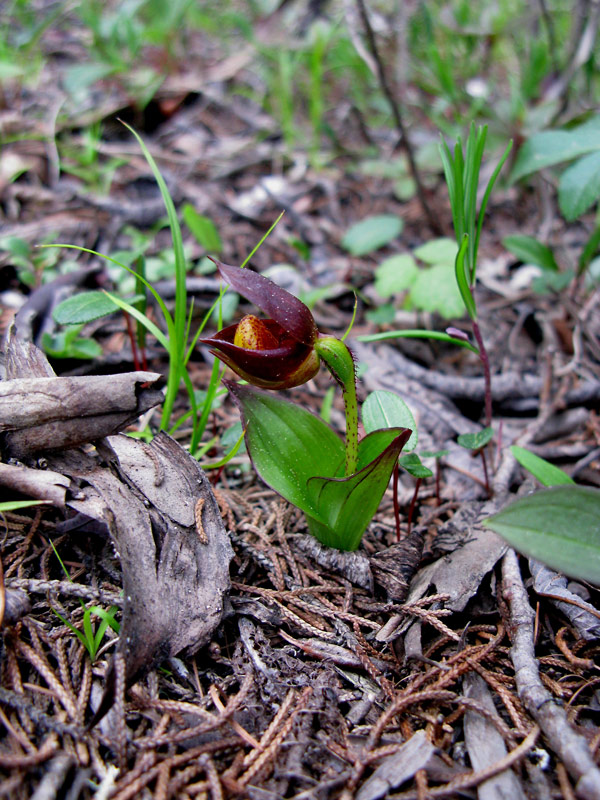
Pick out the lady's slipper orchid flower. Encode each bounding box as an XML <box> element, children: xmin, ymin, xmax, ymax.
<box><xmin>199</xmin><ymin>261</ymin><xmax>321</xmax><ymax>390</ymax></box>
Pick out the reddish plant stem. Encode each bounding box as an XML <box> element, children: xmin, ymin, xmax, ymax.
<box><xmin>123</xmin><ymin>311</ymin><xmax>141</xmax><ymax>372</ymax></box>
<box><xmin>406</xmin><ymin>479</ymin><xmax>422</xmax><ymax>536</ymax></box>
<box><xmin>435</xmin><ymin>460</ymin><xmax>442</xmax><ymax>506</ymax></box>
<box><xmin>472</xmin><ymin>319</ymin><xmax>492</xmax><ymax>427</ymax></box>
<box><xmin>392</xmin><ymin>463</ymin><xmax>401</xmax><ymax>541</ymax></box>
<box><xmin>480</xmin><ymin>449</ymin><xmax>490</xmax><ymax>497</ymax></box>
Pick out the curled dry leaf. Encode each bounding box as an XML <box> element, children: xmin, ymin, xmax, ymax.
<box><xmin>0</xmin><ymin>372</ymin><xmax>164</xmax><ymax>459</ymax></box>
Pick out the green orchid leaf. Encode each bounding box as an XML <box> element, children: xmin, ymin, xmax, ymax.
<box><xmin>510</xmin><ymin>446</ymin><xmax>574</xmax><ymax>486</ymax></box>
<box><xmin>484</xmin><ymin>486</ymin><xmax>600</xmax><ymax>584</ymax></box>
<box><xmin>226</xmin><ymin>381</ymin><xmax>344</xmax><ymax>519</ymax></box>
<box><xmin>306</xmin><ymin>427</ymin><xmax>412</xmax><ymax>550</ymax></box>
<box><xmin>398</xmin><ymin>453</ymin><xmax>433</xmax><ymax>479</ymax></box>
<box><xmin>362</xmin><ymin>390</ymin><xmax>417</xmax><ymax>451</ymax></box>
<box><xmin>457</xmin><ymin>427</ymin><xmax>494</xmax><ymax>450</ymax></box>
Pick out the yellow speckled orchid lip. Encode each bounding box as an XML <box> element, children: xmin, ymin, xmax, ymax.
<box><xmin>201</xmin><ymin>319</ymin><xmax>320</xmax><ymax>389</ymax></box>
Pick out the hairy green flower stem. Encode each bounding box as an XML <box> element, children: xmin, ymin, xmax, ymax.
<box><xmin>314</xmin><ymin>337</ymin><xmax>358</xmax><ymax>477</ymax></box>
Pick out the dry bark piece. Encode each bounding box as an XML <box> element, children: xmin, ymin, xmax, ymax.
<box><xmin>529</xmin><ymin>559</ymin><xmax>600</xmax><ymax>641</ymax></box>
<box><xmin>0</xmin><ymin>462</ymin><xmax>70</xmax><ymax>507</ymax></box>
<box><xmin>292</xmin><ymin>533</ymin><xmax>373</xmax><ymax>590</ymax></box>
<box><xmin>463</xmin><ymin>672</ymin><xmax>527</xmax><ymax>800</ymax></box>
<box><xmin>45</xmin><ymin>432</ymin><xmax>233</xmax><ymax>721</ymax></box>
<box><xmin>370</xmin><ymin>530</ymin><xmax>424</xmax><ymax>603</ymax></box>
<box><xmin>0</xmin><ymin>372</ymin><xmax>163</xmax><ymax>458</ymax></box>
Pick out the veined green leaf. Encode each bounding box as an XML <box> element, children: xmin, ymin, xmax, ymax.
<box><xmin>511</xmin><ymin>118</ymin><xmax>600</xmax><ymax>183</ymax></box>
<box><xmin>398</xmin><ymin>453</ymin><xmax>433</xmax><ymax>479</ymax></box>
<box><xmin>362</xmin><ymin>390</ymin><xmax>417</xmax><ymax>451</ymax></box>
<box><xmin>484</xmin><ymin>486</ymin><xmax>600</xmax><ymax>584</ymax></box>
<box><xmin>558</xmin><ymin>150</ymin><xmax>600</xmax><ymax>221</ymax></box>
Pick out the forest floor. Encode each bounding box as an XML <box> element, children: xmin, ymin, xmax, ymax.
<box><xmin>1</xmin><ymin>6</ymin><xmax>600</xmax><ymax>800</ymax></box>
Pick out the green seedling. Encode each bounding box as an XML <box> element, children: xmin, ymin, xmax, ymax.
<box><xmin>59</xmin><ymin>122</ymin><xmax>126</xmax><ymax>194</ymax></box>
<box><xmin>360</xmin><ymin>125</ymin><xmax>513</xmax><ymax>429</ymax></box>
<box><xmin>199</xmin><ymin>261</ymin><xmax>413</xmax><ymax>551</ymax></box>
<box><xmin>182</xmin><ymin>205</ymin><xmax>222</xmax><ymax>254</ymax></box>
<box><xmin>457</xmin><ymin>427</ymin><xmax>494</xmax><ymax>496</ymax></box>
<box><xmin>49</xmin><ymin>540</ymin><xmax>119</xmax><ymax>661</ymax></box>
<box><xmin>371</xmin><ymin>238</ymin><xmax>465</xmax><ymax>321</ymax></box>
<box><xmin>42</xmin><ymin>324</ymin><xmax>103</xmax><ymax>360</ymax></box>
<box><xmin>0</xmin><ymin>234</ymin><xmax>64</xmax><ymax>288</ymax></box>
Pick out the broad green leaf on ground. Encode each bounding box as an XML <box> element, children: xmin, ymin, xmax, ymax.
<box><xmin>510</xmin><ymin>446</ymin><xmax>574</xmax><ymax>486</ymax></box>
<box><xmin>484</xmin><ymin>486</ymin><xmax>600</xmax><ymax>584</ymax></box>
<box><xmin>410</xmin><ymin>263</ymin><xmax>465</xmax><ymax>319</ymax></box>
<box><xmin>362</xmin><ymin>390</ymin><xmax>417</xmax><ymax>451</ymax></box>
<box><xmin>457</xmin><ymin>427</ymin><xmax>494</xmax><ymax>450</ymax></box>
<box><xmin>374</xmin><ymin>254</ymin><xmax>418</xmax><ymax>297</ymax></box>
<box><xmin>413</xmin><ymin>237</ymin><xmax>457</xmax><ymax>264</ymax></box>
<box><xmin>510</xmin><ymin>115</ymin><xmax>600</xmax><ymax>182</ymax></box>
<box><xmin>503</xmin><ymin>235</ymin><xmax>558</xmax><ymax>271</ymax></box>
<box><xmin>341</xmin><ymin>215</ymin><xmax>403</xmax><ymax>256</ymax></box>
<box><xmin>558</xmin><ymin>151</ymin><xmax>600</xmax><ymax>221</ymax></box>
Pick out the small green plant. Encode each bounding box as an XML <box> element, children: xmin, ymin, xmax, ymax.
<box><xmin>42</xmin><ymin>323</ymin><xmax>103</xmax><ymax>361</ymax></box>
<box><xmin>44</xmin><ymin>124</ymin><xmax>270</xmax><ymax>457</ymax></box>
<box><xmin>58</xmin><ymin>123</ymin><xmax>127</xmax><ymax>194</ymax></box>
<box><xmin>457</xmin><ymin>427</ymin><xmax>494</xmax><ymax>495</ymax></box>
<box><xmin>360</xmin><ymin>125</ymin><xmax>513</xmax><ymax>428</ymax></box>
<box><xmin>372</xmin><ymin>238</ymin><xmax>465</xmax><ymax>320</ymax></box>
<box><xmin>199</xmin><ymin>261</ymin><xmax>413</xmax><ymax>551</ymax></box>
<box><xmin>0</xmin><ymin>235</ymin><xmax>65</xmax><ymax>288</ymax></box>
<box><xmin>341</xmin><ymin>215</ymin><xmax>403</xmax><ymax>257</ymax></box>
<box><xmin>49</xmin><ymin>541</ymin><xmax>119</xmax><ymax>661</ymax></box>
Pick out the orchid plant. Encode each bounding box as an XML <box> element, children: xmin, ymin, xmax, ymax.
<box><xmin>200</xmin><ymin>261</ymin><xmax>412</xmax><ymax>551</ymax></box>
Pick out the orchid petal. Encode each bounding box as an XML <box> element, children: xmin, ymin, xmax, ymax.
<box><xmin>213</xmin><ymin>260</ymin><xmax>318</xmax><ymax>345</ymax></box>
